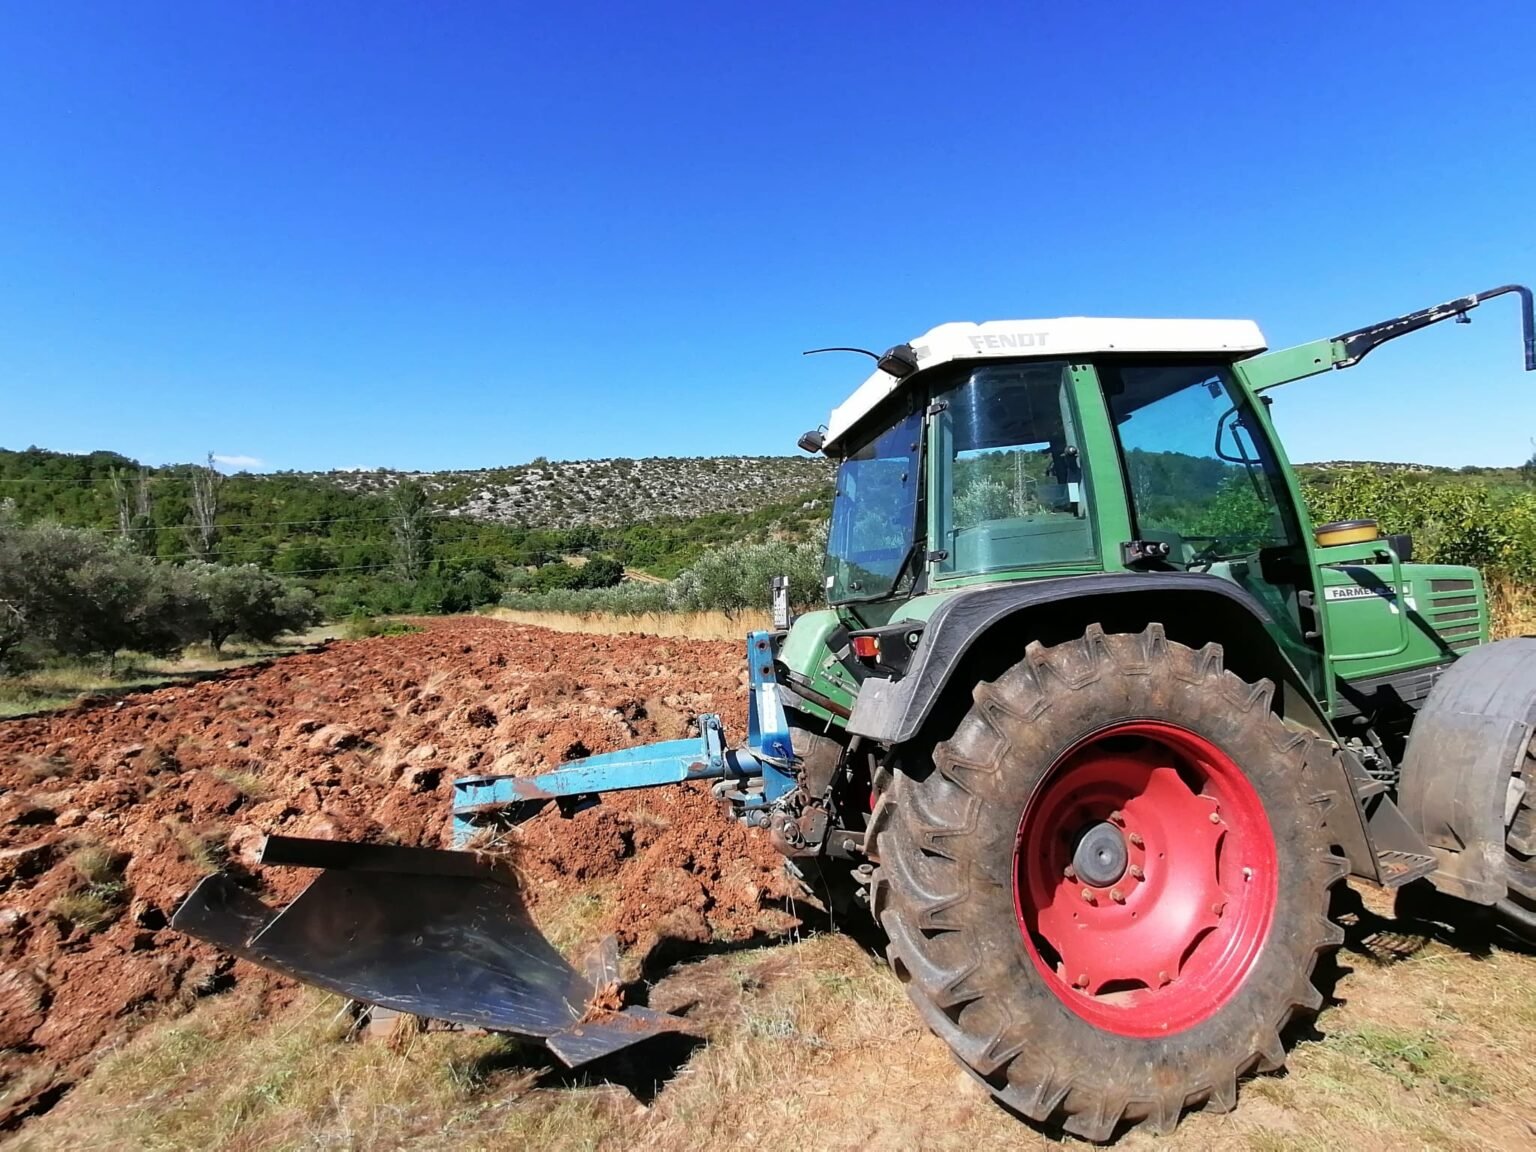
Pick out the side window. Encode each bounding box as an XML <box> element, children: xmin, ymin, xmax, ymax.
<box><xmin>934</xmin><ymin>362</ymin><xmax>1096</xmax><ymax>576</ymax></box>
<box><xmin>1102</xmin><ymin>363</ymin><xmax>1298</xmax><ymax>564</ymax></box>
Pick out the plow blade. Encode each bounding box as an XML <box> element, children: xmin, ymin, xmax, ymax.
<box><xmin>172</xmin><ymin>835</ymin><xmax>688</xmax><ymax>1067</ymax></box>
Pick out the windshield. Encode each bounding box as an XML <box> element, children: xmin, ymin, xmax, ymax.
<box><xmin>932</xmin><ymin>361</ymin><xmax>1096</xmax><ymax>576</ymax></box>
<box><xmin>825</xmin><ymin>405</ymin><xmax>922</xmax><ymax>603</ymax></box>
<box><xmin>1102</xmin><ymin>362</ymin><xmax>1299</xmax><ymax>566</ymax></box>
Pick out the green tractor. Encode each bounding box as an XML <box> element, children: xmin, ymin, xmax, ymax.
<box><xmin>175</xmin><ymin>284</ymin><xmax>1536</xmax><ymax>1140</ymax></box>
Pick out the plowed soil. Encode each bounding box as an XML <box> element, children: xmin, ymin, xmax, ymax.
<box><xmin>0</xmin><ymin>618</ymin><xmax>790</xmax><ymax>1126</ymax></box>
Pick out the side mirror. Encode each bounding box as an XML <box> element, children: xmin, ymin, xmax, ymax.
<box><xmin>797</xmin><ymin>429</ymin><xmax>825</xmax><ymax>454</ymax></box>
<box><xmin>1386</xmin><ymin>533</ymin><xmax>1414</xmax><ymax>563</ymax></box>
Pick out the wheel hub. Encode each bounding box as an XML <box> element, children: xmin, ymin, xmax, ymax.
<box><xmin>1013</xmin><ymin>721</ymin><xmax>1279</xmax><ymax>1037</ymax></box>
<box><xmin>1072</xmin><ymin>821</ymin><xmax>1127</xmax><ymax>887</ymax></box>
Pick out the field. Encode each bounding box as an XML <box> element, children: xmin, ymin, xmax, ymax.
<box><xmin>2</xmin><ymin>618</ymin><xmax>1535</xmax><ymax>1150</ymax></box>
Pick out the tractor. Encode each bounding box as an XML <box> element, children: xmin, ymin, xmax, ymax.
<box><xmin>174</xmin><ymin>284</ymin><xmax>1536</xmax><ymax>1140</ymax></box>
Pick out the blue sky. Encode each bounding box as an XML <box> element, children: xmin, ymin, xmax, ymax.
<box><xmin>2</xmin><ymin>2</ymin><xmax>1534</xmax><ymax>473</ymax></box>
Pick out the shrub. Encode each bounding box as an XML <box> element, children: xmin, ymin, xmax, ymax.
<box><xmin>185</xmin><ymin>563</ymin><xmax>321</xmax><ymax>651</ymax></box>
<box><xmin>343</xmin><ymin>612</ymin><xmax>423</xmax><ymax>640</ymax></box>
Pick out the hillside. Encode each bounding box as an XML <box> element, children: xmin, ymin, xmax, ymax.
<box><xmin>317</xmin><ymin>455</ymin><xmax>834</xmax><ymax>527</ymax></box>
<box><xmin>0</xmin><ymin>449</ymin><xmax>833</xmax><ymax>604</ymax></box>
<box><xmin>0</xmin><ymin>449</ymin><xmax>833</xmax><ymax>531</ymax></box>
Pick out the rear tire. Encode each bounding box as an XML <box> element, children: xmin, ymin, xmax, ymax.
<box><xmin>1498</xmin><ymin>776</ymin><xmax>1536</xmax><ymax>943</ymax></box>
<box><xmin>868</xmin><ymin>624</ymin><xmax>1346</xmax><ymax>1140</ymax></box>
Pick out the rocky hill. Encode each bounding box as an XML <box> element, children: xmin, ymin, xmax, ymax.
<box><xmin>314</xmin><ymin>455</ymin><xmax>835</xmax><ymax>527</ymax></box>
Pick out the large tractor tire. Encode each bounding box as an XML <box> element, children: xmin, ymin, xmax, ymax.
<box><xmin>1397</xmin><ymin>637</ymin><xmax>1536</xmax><ymax>946</ymax></box>
<box><xmin>868</xmin><ymin>624</ymin><xmax>1346</xmax><ymax>1140</ymax></box>
<box><xmin>1500</xmin><ymin>782</ymin><xmax>1536</xmax><ymax>941</ymax></box>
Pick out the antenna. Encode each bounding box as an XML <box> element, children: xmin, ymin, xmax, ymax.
<box><xmin>802</xmin><ymin>347</ymin><xmax>880</xmax><ymax>360</ymax></box>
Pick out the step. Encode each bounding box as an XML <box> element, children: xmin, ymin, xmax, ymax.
<box><xmin>1374</xmin><ymin>849</ymin><xmax>1437</xmax><ymax>889</ymax></box>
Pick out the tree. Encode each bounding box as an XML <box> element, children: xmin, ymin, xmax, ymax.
<box><xmin>187</xmin><ymin>563</ymin><xmax>319</xmax><ymax>651</ymax></box>
<box><xmin>105</xmin><ymin>465</ymin><xmax>154</xmax><ymax>551</ymax></box>
<box><xmin>390</xmin><ymin>481</ymin><xmax>432</xmax><ymax>583</ymax></box>
<box><xmin>0</xmin><ymin>519</ymin><xmax>189</xmax><ymax>670</ymax></box>
<box><xmin>577</xmin><ymin>555</ymin><xmax>624</xmax><ymax>589</ymax></box>
<box><xmin>188</xmin><ymin>452</ymin><xmax>221</xmax><ymax>561</ymax></box>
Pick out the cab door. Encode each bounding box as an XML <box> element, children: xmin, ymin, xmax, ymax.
<box><xmin>1093</xmin><ymin>359</ymin><xmax>1330</xmax><ymax>704</ymax></box>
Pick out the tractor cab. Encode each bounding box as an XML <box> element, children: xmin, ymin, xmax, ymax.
<box><xmin>808</xmin><ymin>288</ymin><xmax>1535</xmax><ymax>727</ymax></box>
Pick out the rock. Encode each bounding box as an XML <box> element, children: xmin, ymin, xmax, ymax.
<box><xmin>226</xmin><ymin>825</ymin><xmax>266</xmax><ymax>867</ymax></box>
<box><xmin>0</xmin><ymin>840</ymin><xmax>58</xmax><ymax>889</ymax></box>
<box><xmin>0</xmin><ymin>908</ymin><xmax>24</xmax><ymax>937</ymax></box>
<box><xmin>465</xmin><ymin>705</ymin><xmax>496</xmax><ymax>728</ymax></box>
<box><xmin>307</xmin><ymin>725</ymin><xmax>359</xmax><ymax>753</ymax></box>
<box><xmin>0</xmin><ymin>795</ymin><xmax>54</xmax><ymax>828</ymax></box>
<box><xmin>406</xmin><ymin>743</ymin><xmax>438</xmax><ymax>763</ymax></box>
<box><xmin>55</xmin><ymin>809</ymin><xmax>86</xmax><ymax>829</ymax></box>
<box><xmin>397</xmin><ymin>765</ymin><xmax>441</xmax><ymax>794</ymax></box>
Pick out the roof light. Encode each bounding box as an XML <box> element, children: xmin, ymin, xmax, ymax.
<box><xmin>876</xmin><ymin>343</ymin><xmax>920</xmax><ymax>379</ymax></box>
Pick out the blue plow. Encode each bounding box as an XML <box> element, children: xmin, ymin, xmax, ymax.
<box><xmin>170</xmin><ymin>632</ymin><xmax>799</xmax><ymax>1066</ymax></box>
<box><xmin>451</xmin><ymin>631</ymin><xmax>797</xmax><ymax>844</ymax></box>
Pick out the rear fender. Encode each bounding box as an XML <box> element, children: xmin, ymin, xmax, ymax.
<box><xmin>847</xmin><ymin>574</ymin><xmax>1328</xmax><ymax>745</ymax></box>
<box><xmin>1399</xmin><ymin>637</ymin><xmax>1536</xmax><ymax>904</ymax></box>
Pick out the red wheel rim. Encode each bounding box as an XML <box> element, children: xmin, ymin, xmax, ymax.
<box><xmin>1013</xmin><ymin>721</ymin><xmax>1278</xmax><ymax>1037</ymax></box>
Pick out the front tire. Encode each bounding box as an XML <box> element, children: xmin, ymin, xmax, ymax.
<box><xmin>869</xmin><ymin>624</ymin><xmax>1346</xmax><ymax>1140</ymax></box>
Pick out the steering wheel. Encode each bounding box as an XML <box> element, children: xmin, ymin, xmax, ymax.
<box><xmin>1176</xmin><ymin>534</ymin><xmax>1227</xmax><ymax>571</ymax></box>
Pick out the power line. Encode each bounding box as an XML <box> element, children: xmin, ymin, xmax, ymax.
<box><xmin>0</xmin><ymin>470</ymin><xmax>481</xmax><ymax>485</ymax></box>
<box><xmin>110</xmin><ymin>515</ymin><xmax>401</xmax><ymax>534</ymax></box>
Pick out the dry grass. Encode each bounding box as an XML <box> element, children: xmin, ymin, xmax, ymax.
<box><xmin>489</xmin><ymin>607</ymin><xmax>773</xmax><ymax>642</ymax></box>
<box><xmin>45</xmin><ymin>844</ymin><xmax>128</xmax><ymax>932</ymax></box>
<box><xmin>211</xmin><ymin>768</ymin><xmax>272</xmax><ymax>801</ymax></box>
<box><xmin>12</xmin><ymin>918</ymin><xmax>1536</xmax><ymax>1151</ymax></box>
<box><xmin>1488</xmin><ymin>576</ymin><xmax>1536</xmax><ymax>639</ymax></box>
<box><xmin>0</xmin><ymin>623</ymin><xmax>343</xmax><ymax>719</ymax></box>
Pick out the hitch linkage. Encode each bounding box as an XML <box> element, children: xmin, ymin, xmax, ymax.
<box><xmin>450</xmin><ymin>631</ymin><xmax>798</xmax><ymax>846</ymax></box>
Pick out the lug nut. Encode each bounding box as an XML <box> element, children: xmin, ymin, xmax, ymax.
<box><xmin>1081</xmin><ymin>888</ymin><xmax>1096</xmax><ymax>904</ymax></box>
<box><xmin>1209</xmin><ymin>811</ymin><xmax>1222</xmax><ymax>824</ymax></box>
<box><xmin>1128</xmin><ymin>832</ymin><xmax>1144</xmax><ymax>848</ymax></box>
<box><xmin>1109</xmin><ymin>809</ymin><xmax>1125</xmax><ymax>825</ymax></box>
<box><xmin>1110</xmin><ymin>887</ymin><xmax>1126</xmax><ymax>904</ymax></box>
<box><xmin>1064</xmin><ymin>865</ymin><xmax>1077</xmax><ymax>881</ymax></box>
<box><xmin>1212</xmin><ymin>901</ymin><xmax>1226</xmax><ymax>917</ymax></box>
<box><xmin>1156</xmin><ymin>970</ymin><xmax>1170</xmax><ymax>987</ymax></box>
<box><xmin>1129</xmin><ymin>864</ymin><xmax>1144</xmax><ymax>880</ymax></box>
<box><xmin>1075</xmin><ymin>973</ymin><xmax>1090</xmax><ymax>989</ymax></box>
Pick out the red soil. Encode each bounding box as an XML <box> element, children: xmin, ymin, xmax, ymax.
<box><xmin>0</xmin><ymin>618</ymin><xmax>791</xmax><ymax>1126</ymax></box>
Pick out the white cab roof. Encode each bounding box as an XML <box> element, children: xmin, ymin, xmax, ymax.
<box><xmin>822</xmin><ymin>316</ymin><xmax>1267</xmax><ymax>451</ymax></box>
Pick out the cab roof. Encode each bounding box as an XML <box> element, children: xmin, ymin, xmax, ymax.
<box><xmin>822</xmin><ymin>316</ymin><xmax>1267</xmax><ymax>452</ymax></box>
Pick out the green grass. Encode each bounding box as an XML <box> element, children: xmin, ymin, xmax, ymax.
<box><xmin>342</xmin><ymin>613</ymin><xmax>425</xmax><ymax>640</ymax></box>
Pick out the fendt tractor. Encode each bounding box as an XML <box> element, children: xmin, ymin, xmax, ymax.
<box><xmin>175</xmin><ymin>284</ymin><xmax>1536</xmax><ymax>1140</ymax></box>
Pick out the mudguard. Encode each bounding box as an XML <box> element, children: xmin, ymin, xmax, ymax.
<box><xmin>1399</xmin><ymin>638</ymin><xmax>1536</xmax><ymax>904</ymax></box>
<box><xmin>847</xmin><ymin>572</ymin><xmax>1316</xmax><ymax>745</ymax></box>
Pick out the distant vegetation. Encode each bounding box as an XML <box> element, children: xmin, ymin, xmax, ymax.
<box><xmin>0</xmin><ymin>447</ymin><xmax>833</xmax><ymax>622</ymax></box>
<box><xmin>0</xmin><ymin>512</ymin><xmax>318</xmax><ymax>674</ymax></box>
<box><xmin>8</xmin><ymin>446</ymin><xmax>1536</xmax><ymax>639</ymax></box>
